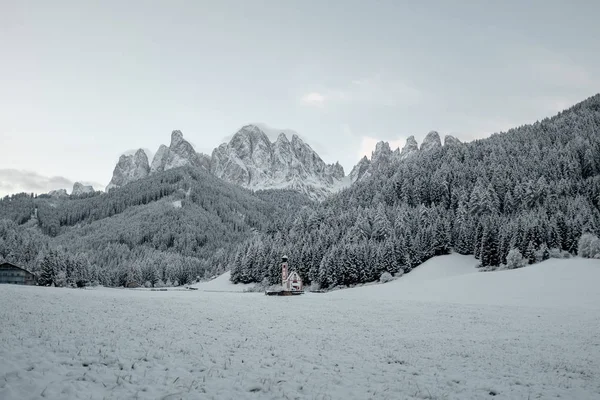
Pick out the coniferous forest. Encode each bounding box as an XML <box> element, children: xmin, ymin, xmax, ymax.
<box><xmin>226</xmin><ymin>94</ymin><xmax>600</xmax><ymax>288</ymax></box>
<box><xmin>0</xmin><ymin>168</ymin><xmax>312</xmax><ymax>287</ymax></box>
<box><xmin>2</xmin><ymin>94</ymin><xmax>600</xmax><ymax>288</ymax></box>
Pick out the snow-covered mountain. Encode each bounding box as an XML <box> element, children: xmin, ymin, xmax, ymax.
<box><xmin>48</xmin><ymin>189</ymin><xmax>68</xmax><ymax>198</ymax></box>
<box><xmin>106</xmin><ymin>132</ymin><xmax>210</xmax><ymax>192</ymax></box>
<box><xmin>211</xmin><ymin>125</ymin><xmax>347</xmax><ymax>200</ymax></box>
<box><xmin>399</xmin><ymin>135</ymin><xmax>419</xmax><ymax>160</ymax></box>
<box><xmin>350</xmin><ymin>133</ymin><xmax>462</xmax><ymax>183</ymax></box>
<box><xmin>420</xmin><ymin>131</ymin><xmax>442</xmax><ymax>152</ymax></box>
<box><xmin>105</xmin><ymin>125</ymin><xmax>458</xmax><ymax>198</ymax></box>
<box><xmin>105</xmin><ymin>126</ymin><xmax>347</xmax><ymax>200</ymax></box>
<box><xmin>150</xmin><ymin>130</ymin><xmax>210</xmax><ymax>174</ymax></box>
<box><xmin>71</xmin><ymin>182</ymin><xmax>94</xmax><ymax>196</ymax></box>
<box><xmin>106</xmin><ymin>149</ymin><xmax>150</xmax><ymax>192</ymax></box>
<box><xmin>444</xmin><ymin>134</ymin><xmax>461</xmax><ymax>147</ymax></box>
<box><xmin>348</xmin><ymin>156</ymin><xmax>371</xmax><ymax>183</ymax></box>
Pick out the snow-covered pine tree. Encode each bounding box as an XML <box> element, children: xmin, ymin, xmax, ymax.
<box><xmin>373</xmin><ymin>203</ymin><xmax>391</xmax><ymax>241</ymax></box>
<box><xmin>38</xmin><ymin>250</ymin><xmax>55</xmax><ymax>286</ymax></box>
<box><xmin>525</xmin><ymin>241</ymin><xmax>537</xmax><ymax>265</ymax></box>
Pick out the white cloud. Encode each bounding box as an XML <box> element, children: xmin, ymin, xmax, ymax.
<box><xmin>300</xmin><ymin>92</ymin><xmax>326</xmax><ymax>107</ymax></box>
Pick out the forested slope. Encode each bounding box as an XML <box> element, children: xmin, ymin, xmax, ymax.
<box><xmin>0</xmin><ymin>167</ymin><xmax>313</xmax><ymax>286</ymax></box>
<box><xmin>224</xmin><ymin>94</ymin><xmax>600</xmax><ymax>288</ymax></box>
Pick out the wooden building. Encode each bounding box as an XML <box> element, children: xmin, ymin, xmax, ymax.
<box><xmin>0</xmin><ymin>262</ymin><xmax>37</xmax><ymax>285</ymax></box>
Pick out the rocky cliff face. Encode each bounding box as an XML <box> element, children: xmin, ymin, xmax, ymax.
<box><xmin>211</xmin><ymin>125</ymin><xmax>347</xmax><ymax>200</ymax></box>
<box><xmin>72</xmin><ymin>182</ymin><xmax>94</xmax><ymax>196</ymax></box>
<box><xmin>349</xmin><ymin>141</ymin><xmax>395</xmax><ymax>183</ymax></box>
<box><xmin>105</xmin><ymin>149</ymin><xmax>150</xmax><ymax>192</ymax></box>
<box><xmin>349</xmin><ymin>132</ymin><xmax>461</xmax><ymax>183</ymax></box>
<box><xmin>420</xmin><ymin>131</ymin><xmax>442</xmax><ymax>152</ymax></box>
<box><xmin>150</xmin><ymin>130</ymin><xmax>208</xmax><ymax>174</ymax></box>
<box><xmin>48</xmin><ymin>189</ymin><xmax>68</xmax><ymax>198</ymax></box>
<box><xmin>149</xmin><ymin>145</ymin><xmax>169</xmax><ymax>174</ymax></box>
<box><xmin>105</xmin><ymin>125</ymin><xmax>347</xmax><ymax>200</ymax></box>
<box><xmin>399</xmin><ymin>136</ymin><xmax>419</xmax><ymax>160</ymax></box>
<box><xmin>349</xmin><ymin>156</ymin><xmax>372</xmax><ymax>183</ymax></box>
<box><xmin>444</xmin><ymin>135</ymin><xmax>462</xmax><ymax>147</ymax></box>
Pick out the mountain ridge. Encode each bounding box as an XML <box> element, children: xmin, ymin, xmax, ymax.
<box><xmin>106</xmin><ymin>124</ymin><xmax>349</xmax><ymax>200</ymax></box>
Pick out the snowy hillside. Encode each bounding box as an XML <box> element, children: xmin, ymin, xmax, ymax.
<box><xmin>333</xmin><ymin>254</ymin><xmax>600</xmax><ymax>309</ymax></box>
<box><xmin>191</xmin><ymin>271</ymin><xmax>255</xmax><ymax>292</ymax></box>
<box><xmin>1</xmin><ymin>255</ymin><xmax>599</xmax><ymax>399</ymax></box>
<box><xmin>226</xmin><ymin>94</ymin><xmax>600</xmax><ymax>290</ymax></box>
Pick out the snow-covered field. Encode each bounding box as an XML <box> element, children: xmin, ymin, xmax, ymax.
<box><xmin>1</xmin><ymin>255</ymin><xmax>600</xmax><ymax>399</ymax></box>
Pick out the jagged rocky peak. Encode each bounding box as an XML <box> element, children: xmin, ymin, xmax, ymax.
<box><xmin>400</xmin><ymin>136</ymin><xmax>419</xmax><ymax>160</ymax></box>
<box><xmin>444</xmin><ymin>135</ymin><xmax>462</xmax><ymax>147</ymax></box>
<box><xmin>171</xmin><ymin>129</ymin><xmax>184</xmax><ymax>144</ymax></box>
<box><xmin>276</xmin><ymin>132</ymin><xmax>290</xmax><ymax>144</ymax></box>
<box><xmin>349</xmin><ymin>156</ymin><xmax>371</xmax><ymax>183</ymax></box>
<box><xmin>371</xmin><ymin>141</ymin><xmax>393</xmax><ymax>165</ymax></box>
<box><xmin>106</xmin><ymin>149</ymin><xmax>150</xmax><ymax>192</ymax></box>
<box><xmin>421</xmin><ymin>131</ymin><xmax>442</xmax><ymax>152</ymax></box>
<box><xmin>211</xmin><ymin>124</ymin><xmax>348</xmax><ymax>200</ymax></box>
<box><xmin>231</xmin><ymin>125</ymin><xmax>270</xmax><ymax>148</ymax></box>
<box><xmin>48</xmin><ymin>188</ymin><xmax>68</xmax><ymax>198</ymax></box>
<box><xmin>231</xmin><ymin>125</ymin><xmax>273</xmax><ymax>164</ymax></box>
<box><xmin>150</xmin><ymin>144</ymin><xmax>169</xmax><ymax>174</ymax></box>
<box><xmin>72</xmin><ymin>182</ymin><xmax>94</xmax><ymax>196</ymax></box>
<box><xmin>150</xmin><ymin>130</ymin><xmax>207</xmax><ymax>174</ymax></box>
<box><xmin>211</xmin><ymin>124</ymin><xmax>273</xmax><ymax>187</ymax></box>
<box><xmin>349</xmin><ymin>141</ymin><xmax>393</xmax><ymax>184</ymax></box>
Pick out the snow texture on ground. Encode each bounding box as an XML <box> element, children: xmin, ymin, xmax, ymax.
<box><xmin>1</xmin><ymin>255</ymin><xmax>600</xmax><ymax>399</ymax></box>
<box><xmin>189</xmin><ymin>271</ymin><xmax>255</xmax><ymax>292</ymax></box>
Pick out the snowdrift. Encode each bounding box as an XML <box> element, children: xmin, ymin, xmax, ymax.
<box><xmin>331</xmin><ymin>253</ymin><xmax>600</xmax><ymax>309</ymax></box>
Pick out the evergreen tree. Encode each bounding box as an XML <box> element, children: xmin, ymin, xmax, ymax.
<box><xmin>373</xmin><ymin>203</ymin><xmax>391</xmax><ymax>241</ymax></box>
<box><xmin>525</xmin><ymin>241</ymin><xmax>536</xmax><ymax>265</ymax></box>
<box><xmin>38</xmin><ymin>251</ymin><xmax>55</xmax><ymax>286</ymax></box>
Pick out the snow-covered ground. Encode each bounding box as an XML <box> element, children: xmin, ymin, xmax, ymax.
<box><xmin>190</xmin><ymin>271</ymin><xmax>255</xmax><ymax>292</ymax></box>
<box><xmin>1</xmin><ymin>255</ymin><xmax>600</xmax><ymax>399</ymax></box>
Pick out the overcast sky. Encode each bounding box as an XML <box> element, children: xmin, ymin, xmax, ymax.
<box><xmin>1</xmin><ymin>0</ymin><xmax>599</xmax><ymax>196</ymax></box>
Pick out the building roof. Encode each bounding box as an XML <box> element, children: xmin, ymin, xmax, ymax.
<box><xmin>285</xmin><ymin>270</ymin><xmax>301</xmax><ymax>281</ymax></box>
<box><xmin>0</xmin><ymin>262</ymin><xmax>36</xmax><ymax>276</ymax></box>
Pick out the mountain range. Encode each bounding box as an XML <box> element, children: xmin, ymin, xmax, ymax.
<box><xmin>3</xmin><ymin>94</ymin><xmax>600</xmax><ymax>289</ymax></box>
<box><xmin>105</xmin><ymin>125</ymin><xmax>463</xmax><ymax>200</ymax></box>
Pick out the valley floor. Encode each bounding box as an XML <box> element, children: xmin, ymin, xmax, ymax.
<box><xmin>1</xmin><ymin>255</ymin><xmax>600</xmax><ymax>399</ymax></box>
